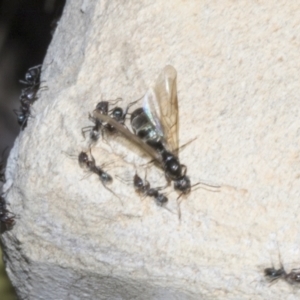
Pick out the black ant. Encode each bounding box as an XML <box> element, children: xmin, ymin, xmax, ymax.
<box><xmin>19</xmin><ymin>65</ymin><xmax>41</xmax><ymax>87</ymax></box>
<box><xmin>78</xmin><ymin>149</ymin><xmax>122</xmax><ymax>204</ymax></box>
<box><xmin>15</xmin><ymin>65</ymin><xmax>43</xmax><ymax>129</ymax></box>
<box><xmin>133</xmin><ymin>172</ymin><xmax>168</xmax><ymax>206</ymax></box>
<box><xmin>264</xmin><ymin>249</ymin><xmax>300</xmax><ymax>285</ymax></box>
<box><xmin>286</xmin><ymin>269</ymin><xmax>300</xmax><ymax>285</ymax></box>
<box><xmin>15</xmin><ymin>85</ymin><xmax>40</xmax><ymax>128</ymax></box>
<box><xmin>0</xmin><ymin>195</ymin><xmax>15</xmax><ymax>230</ymax></box>
<box><xmin>82</xmin><ymin>98</ymin><xmax>136</xmax><ymax>143</ymax></box>
<box><xmin>81</xmin><ymin>99</ymin><xmax>118</xmax><ymax>143</ymax></box>
<box><xmin>0</xmin><ymin>147</ymin><xmax>9</xmax><ymax>183</ymax></box>
<box><xmin>78</xmin><ymin>150</ymin><xmax>113</xmax><ymax>184</ymax></box>
<box><xmin>264</xmin><ymin>266</ymin><xmax>286</xmax><ymax>283</ymax></box>
<box><xmin>117</xmin><ymin>171</ymin><xmax>168</xmax><ymax>207</ymax></box>
<box><xmin>264</xmin><ymin>264</ymin><xmax>300</xmax><ymax>285</ymax></box>
<box><xmin>13</xmin><ymin>103</ymin><xmax>31</xmax><ymax>128</ymax></box>
<box><xmin>104</xmin><ymin>99</ymin><xmax>138</xmax><ymax>133</ymax></box>
<box><xmin>20</xmin><ymin>86</ymin><xmax>39</xmax><ymax>104</ymax></box>
<box><xmin>81</xmin><ymin>114</ymin><xmax>103</xmax><ymax>143</ymax></box>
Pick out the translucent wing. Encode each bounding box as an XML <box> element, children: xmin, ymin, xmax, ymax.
<box><xmin>93</xmin><ymin>111</ymin><xmax>162</xmax><ymax>163</ymax></box>
<box><xmin>153</xmin><ymin>65</ymin><xmax>179</xmax><ymax>155</ymax></box>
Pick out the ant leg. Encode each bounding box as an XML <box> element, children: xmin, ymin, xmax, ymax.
<box><xmin>81</xmin><ymin>126</ymin><xmax>93</xmax><ymax>139</ymax></box>
<box><xmin>101</xmin><ymin>181</ymin><xmax>123</xmax><ymax>206</ymax></box>
<box><xmin>174</xmin><ymin>137</ymin><xmax>197</xmax><ymax>154</ymax></box>
<box><xmin>143</xmin><ymin>169</ymin><xmax>150</xmax><ymax>189</ymax></box>
<box><xmin>87</xmin><ymin>113</ymin><xmax>96</xmax><ymax>122</ymax></box>
<box><xmin>109</xmin><ymin>97</ymin><xmax>123</xmax><ymax>106</ymax></box>
<box><xmin>38</xmin><ymin>85</ymin><xmax>48</xmax><ymax>92</ymax></box>
<box><xmin>140</xmin><ymin>159</ymin><xmax>156</xmax><ymax>167</ymax></box>
<box><xmin>122</xmin><ymin>98</ymin><xmax>140</xmax><ymax>118</ymax></box>
<box><xmin>80</xmin><ymin>171</ymin><xmax>93</xmax><ymax>180</ymax></box>
<box><xmin>28</xmin><ymin>64</ymin><xmax>42</xmax><ymax>71</ymax></box>
<box><xmin>100</xmin><ymin>160</ymin><xmax>116</xmax><ymax>170</ymax></box>
<box><xmin>115</xmin><ymin>174</ymin><xmax>133</xmax><ymax>185</ymax></box>
<box><xmin>88</xmin><ymin>148</ymin><xmax>97</xmax><ymax>169</ymax></box>
<box><xmin>20</xmin><ymin>116</ymin><xmax>29</xmax><ymax>130</ymax></box>
<box><xmin>181</xmin><ymin>164</ymin><xmax>187</xmax><ymax>176</ymax></box>
<box><xmin>176</xmin><ymin>193</ymin><xmax>184</xmax><ymax>221</ymax></box>
<box><xmin>126</xmin><ymin>97</ymin><xmax>143</xmax><ymax>117</ymax></box>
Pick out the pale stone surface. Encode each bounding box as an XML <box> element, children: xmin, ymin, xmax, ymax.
<box><xmin>2</xmin><ymin>0</ymin><xmax>300</xmax><ymax>299</ymax></box>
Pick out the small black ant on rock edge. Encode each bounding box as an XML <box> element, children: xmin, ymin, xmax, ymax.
<box><xmin>78</xmin><ymin>149</ymin><xmax>123</xmax><ymax>205</ymax></box>
<box><xmin>20</xmin><ymin>65</ymin><xmax>42</xmax><ymax>86</ymax></box>
<box><xmin>0</xmin><ymin>147</ymin><xmax>9</xmax><ymax>183</ymax></box>
<box><xmin>0</xmin><ymin>195</ymin><xmax>15</xmax><ymax>231</ymax></box>
<box><xmin>0</xmin><ymin>147</ymin><xmax>15</xmax><ymax>231</ymax></box>
<box><xmin>15</xmin><ymin>65</ymin><xmax>43</xmax><ymax>129</ymax></box>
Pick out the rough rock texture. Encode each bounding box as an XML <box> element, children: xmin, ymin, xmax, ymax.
<box><xmin>2</xmin><ymin>1</ymin><xmax>300</xmax><ymax>299</ymax></box>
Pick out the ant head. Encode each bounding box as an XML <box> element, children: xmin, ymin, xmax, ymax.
<box><xmin>133</xmin><ymin>173</ymin><xmax>144</xmax><ymax>191</ymax></box>
<box><xmin>25</xmin><ymin>66</ymin><xmax>41</xmax><ymax>84</ymax></box>
<box><xmin>78</xmin><ymin>151</ymin><xmax>89</xmax><ymax>168</ymax></box>
<box><xmin>175</xmin><ymin>178</ymin><xmax>208</xmax><ymax>220</ymax></box>
<box><xmin>174</xmin><ymin>175</ymin><xmax>191</xmax><ymax>195</ymax></box>
<box><xmin>95</xmin><ymin>101</ymin><xmax>109</xmax><ymax>115</ymax></box>
<box><xmin>111</xmin><ymin>107</ymin><xmax>123</xmax><ymax>121</ymax></box>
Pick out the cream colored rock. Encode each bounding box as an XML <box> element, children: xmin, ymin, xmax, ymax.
<box><xmin>2</xmin><ymin>1</ymin><xmax>300</xmax><ymax>299</ymax></box>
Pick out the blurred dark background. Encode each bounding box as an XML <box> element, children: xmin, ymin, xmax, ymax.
<box><xmin>0</xmin><ymin>0</ymin><xmax>66</xmax><ymax>298</ymax></box>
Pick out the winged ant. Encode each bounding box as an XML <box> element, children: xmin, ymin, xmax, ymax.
<box><xmin>94</xmin><ymin>66</ymin><xmax>206</xmax><ymax>218</ymax></box>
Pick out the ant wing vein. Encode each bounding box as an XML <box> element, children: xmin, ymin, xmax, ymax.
<box><xmin>153</xmin><ymin>65</ymin><xmax>179</xmax><ymax>156</ymax></box>
<box><xmin>93</xmin><ymin>112</ymin><xmax>162</xmax><ymax>163</ymax></box>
